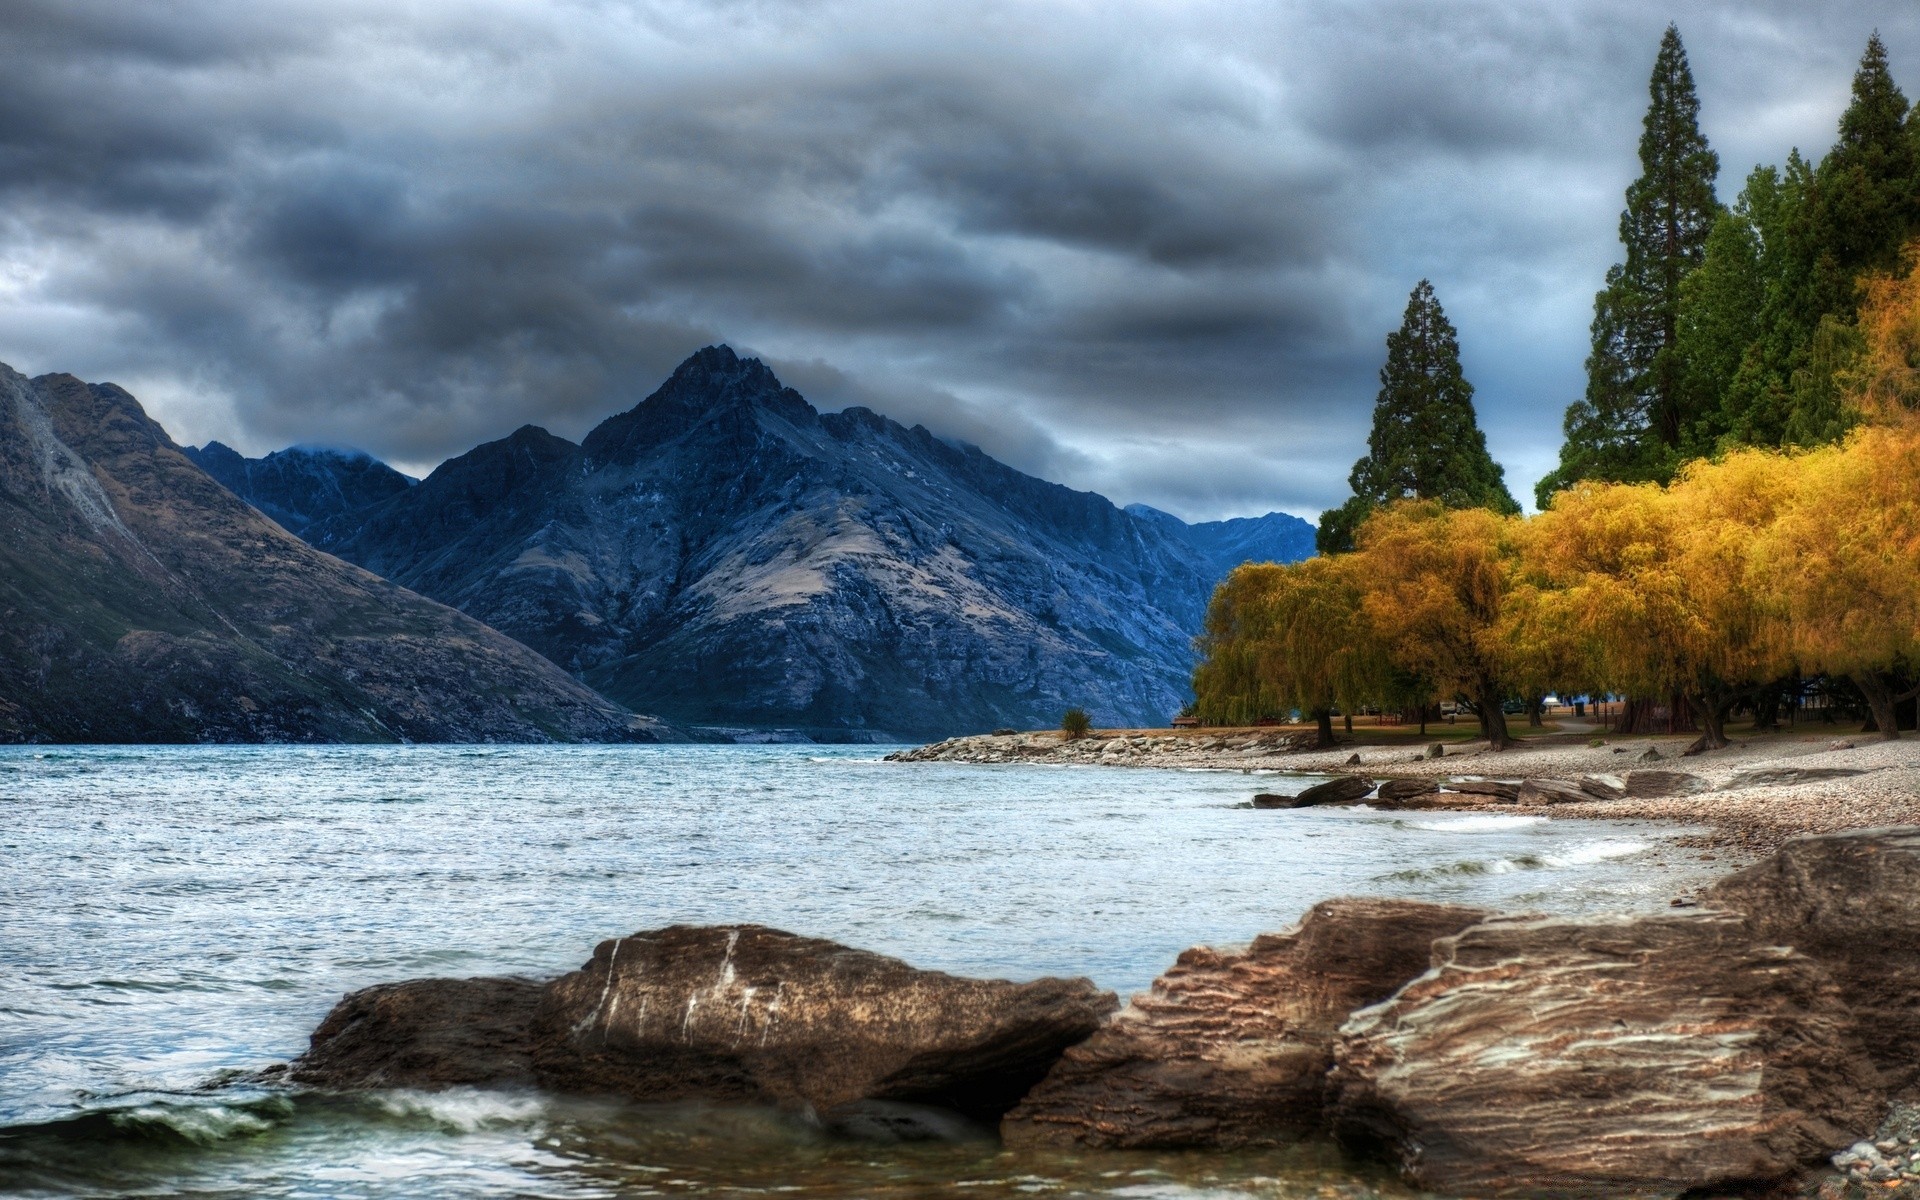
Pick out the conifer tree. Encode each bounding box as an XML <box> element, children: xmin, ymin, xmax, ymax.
<box><xmin>1316</xmin><ymin>280</ymin><xmax>1517</xmax><ymax>553</ymax></box>
<box><xmin>1539</xmin><ymin>25</ymin><xmax>1720</xmax><ymax>506</ymax></box>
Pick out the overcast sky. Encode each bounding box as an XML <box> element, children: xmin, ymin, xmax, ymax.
<box><xmin>3</xmin><ymin>1</ymin><xmax>1916</xmax><ymax>520</ymax></box>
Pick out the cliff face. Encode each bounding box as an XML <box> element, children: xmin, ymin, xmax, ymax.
<box><xmin>309</xmin><ymin>346</ymin><xmax>1291</xmax><ymax>738</ymax></box>
<box><xmin>183</xmin><ymin>441</ymin><xmax>414</xmax><ymax>535</ymax></box>
<box><xmin>0</xmin><ymin>363</ymin><xmax>670</xmax><ymax>744</ymax></box>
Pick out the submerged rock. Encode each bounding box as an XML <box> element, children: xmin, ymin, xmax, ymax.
<box><xmin>1000</xmin><ymin>899</ymin><xmax>1488</xmax><ymax>1149</ymax></box>
<box><xmin>292</xmin><ymin>925</ymin><xmax>1114</xmax><ymax>1127</ymax></box>
<box><xmin>1332</xmin><ymin>909</ymin><xmax>1878</xmax><ymax>1198</ymax></box>
<box><xmin>1290</xmin><ymin>777</ymin><xmax>1374</xmax><ymax>806</ymax></box>
<box><xmin>1374</xmin><ymin>778</ymin><xmax>1440</xmax><ymax>804</ymax></box>
<box><xmin>529</xmin><ymin>925</ymin><xmax>1116</xmax><ymax>1122</ymax></box>
<box><xmin>1709</xmin><ymin>827</ymin><xmax>1920</xmax><ymax>1095</ymax></box>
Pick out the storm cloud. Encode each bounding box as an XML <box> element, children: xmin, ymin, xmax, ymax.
<box><xmin>1</xmin><ymin>0</ymin><xmax>1913</xmax><ymax>518</ymax></box>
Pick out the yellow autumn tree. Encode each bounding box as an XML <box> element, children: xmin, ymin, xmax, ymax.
<box><xmin>1348</xmin><ymin>501</ymin><xmax>1524</xmax><ymax>749</ymax></box>
<box><xmin>1192</xmin><ymin>556</ymin><xmax>1387</xmax><ymax>747</ymax></box>
<box><xmin>1751</xmin><ymin>425</ymin><xmax>1920</xmax><ymax>738</ymax></box>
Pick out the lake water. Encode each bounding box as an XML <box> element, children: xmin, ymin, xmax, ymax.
<box><xmin>0</xmin><ymin>744</ymin><xmax>1721</xmax><ymax>1198</ymax></box>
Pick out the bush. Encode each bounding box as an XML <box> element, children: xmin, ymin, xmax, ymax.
<box><xmin>1061</xmin><ymin>707</ymin><xmax>1092</xmax><ymax>740</ymax></box>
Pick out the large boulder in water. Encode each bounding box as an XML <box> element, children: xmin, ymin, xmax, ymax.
<box><xmin>528</xmin><ymin>924</ymin><xmax>1117</xmax><ymax>1121</ymax></box>
<box><xmin>1332</xmin><ymin>909</ymin><xmax>1879</xmax><ymax>1198</ymax></box>
<box><xmin>290</xmin><ymin>977</ymin><xmax>542</xmax><ymax>1089</ymax></box>
<box><xmin>1000</xmin><ymin>899</ymin><xmax>1489</xmax><ymax>1148</ymax></box>
<box><xmin>1709</xmin><ymin>826</ymin><xmax>1920</xmax><ymax>1095</ymax></box>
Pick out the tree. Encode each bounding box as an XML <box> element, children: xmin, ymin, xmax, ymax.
<box><xmin>1317</xmin><ymin>280</ymin><xmax>1517</xmax><ymax>553</ymax></box>
<box><xmin>1349</xmin><ymin>502</ymin><xmax>1523</xmax><ymax>749</ymax></box>
<box><xmin>1061</xmin><ymin>707</ymin><xmax>1092</xmax><ymax>740</ymax></box>
<box><xmin>1540</xmin><ymin>25</ymin><xmax>1720</xmax><ymax>504</ymax></box>
<box><xmin>1192</xmin><ymin>557</ymin><xmax>1388</xmax><ymax>747</ymax></box>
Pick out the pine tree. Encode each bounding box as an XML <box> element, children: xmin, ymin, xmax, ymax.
<box><xmin>1316</xmin><ymin>280</ymin><xmax>1517</xmax><ymax>553</ymax></box>
<box><xmin>1539</xmin><ymin>25</ymin><xmax>1720</xmax><ymax>506</ymax></box>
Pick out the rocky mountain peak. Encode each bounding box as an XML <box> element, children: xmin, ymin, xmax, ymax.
<box><xmin>583</xmin><ymin>345</ymin><xmax>816</xmax><ymax>466</ymax></box>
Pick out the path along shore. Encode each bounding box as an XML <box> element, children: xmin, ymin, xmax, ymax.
<box><xmin>889</xmin><ymin>723</ymin><xmax>1920</xmax><ymax>862</ymax></box>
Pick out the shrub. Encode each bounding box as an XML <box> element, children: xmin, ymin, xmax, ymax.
<box><xmin>1061</xmin><ymin>707</ymin><xmax>1092</xmax><ymax>740</ymax></box>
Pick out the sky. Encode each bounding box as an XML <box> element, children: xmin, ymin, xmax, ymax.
<box><xmin>3</xmin><ymin>1</ymin><xmax>1917</xmax><ymax>521</ymax></box>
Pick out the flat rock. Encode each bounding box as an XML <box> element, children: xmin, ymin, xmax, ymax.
<box><xmin>1290</xmin><ymin>776</ymin><xmax>1374</xmax><ymax>806</ymax></box>
<box><xmin>1579</xmin><ymin>773</ymin><xmax>1627</xmax><ymax>799</ymax></box>
<box><xmin>529</xmin><ymin>925</ymin><xmax>1116</xmax><ymax>1121</ymax></box>
<box><xmin>1374</xmin><ymin>778</ymin><xmax>1440</xmax><ymax>803</ymax></box>
<box><xmin>1623</xmin><ymin>769</ymin><xmax>1710</xmax><ymax>798</ymax></box>
<box><xmin>1517</xmin><ymin>778</ymin><xmax>1589</xmax><ymax>805</ymax></box>
<box><xmin>290</xmin><ymin>977</ymin><xmax>543</xmax><ymax>1089</ymax></box>
<box><xmin>1250</xmin><ymin>792</ymin><xmax>1300</xmax><ymax>809</ymax></box>
<box><xmin>1332</xmin><ymin>910</ymin><xmax>1879</xmax><ymax>1198</ymax></box>
<box><xmin>1709</xmin><ymin>827</ymin><xmax>1920</xmax><ymax>1094</ymax></box>
<box><xmin>1000</xmin><ymin>898</ymin><xmax>1489</xmax><ymax>1149</ymax></box>
<box><xmin>1724</xmin><ymin>766</ymin><xmax>1869</xmax><ymax>789</ymax></box>
<box><xmin>1440</xmin><ymin>778</ymin><xmax>1520</xmax><ymax>802</ymax></box>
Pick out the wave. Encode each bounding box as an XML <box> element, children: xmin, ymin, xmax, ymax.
<box><xmin>1542</xmin><ymin>839</ymin><xmax>1651</xmax><ymax>867</ymax></box>
<box><xmin>365</xmin><ymin>1088</ymin><xmax>548</xmax><ymax>1133</ymax></box>
<box><xmin>1407</xmin><ymin>814</ymin><xmax>1546</xmax><ymax>833</ymax></box>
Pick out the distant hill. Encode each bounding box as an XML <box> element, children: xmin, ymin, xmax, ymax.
<box><xmin>274</xmin><ymin>346</ymin><xmax>1314</xmax><ymax>738</ymax></box>
<box><xmin>184</xmin><ymin>441</ymin><xmax>414</xmax><ymax>535</ymax></box>
<box><xmin>1123</xmin><ymin>504</ymin><xmax>1315</xmax><ymax>582</ymax></box>
<box><xmin>0</xmin><ymin>363</ymin><xmax>674</xmax><ymax>744</ymax></box>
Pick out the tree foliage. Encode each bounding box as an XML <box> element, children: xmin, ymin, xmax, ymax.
<box><xmin>1317</xmin><ymin>280</ymin><xmax>1516</xmax><ymax>553</ymax></box>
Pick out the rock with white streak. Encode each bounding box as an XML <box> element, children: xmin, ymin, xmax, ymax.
<box><xmin>1331</xmin><ymin>909</ymin><xmax>1879</xmax><ymax>1198</ymax></box>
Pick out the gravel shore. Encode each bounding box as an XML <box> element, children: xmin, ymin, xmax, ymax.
<box><xmin>889</xmin><ymin>725</ymin><xmax>1920</xmax><ymax>860</ymax></box>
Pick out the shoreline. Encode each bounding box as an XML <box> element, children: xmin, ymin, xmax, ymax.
<box><xmin>889</xmin><ymin>725</ymin><xmax>1920</xmax><ymax>862</ymax></box>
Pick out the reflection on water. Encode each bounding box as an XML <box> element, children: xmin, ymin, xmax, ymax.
<box><xmin>0</xmin><ymin>744</ymin><xmax>1719</xmax><ymax>1197</ymax></box>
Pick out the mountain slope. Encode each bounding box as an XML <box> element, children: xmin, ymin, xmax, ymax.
<box><xmin>184</xmin><ymin>441</ymin><xmax>414</xmax><ymax>535</ymax></box>
<box><xmin>0</xmin><ymin>363</ymin><xmax>672</xmax><ymax>744</ymax></box>
<box><xmin>314</xmin><ymin>347</ymin><xmax>1234</xmax><ymax>738</ymax></box>
<box><xmin>1125</xmin><ymin>504</ymin><xmax>1315</xmax><ymax>581</ymax></box>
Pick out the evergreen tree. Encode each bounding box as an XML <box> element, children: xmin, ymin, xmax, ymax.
<box><xmin>1316</xmin><ymin>280</ymin><xmax>1517</xmax><ymax>553</ymax></box>
<box><xmin>1539</xmin><ymin>25</ymin><xmax>1720</xmax><ymax>506</ymax></box>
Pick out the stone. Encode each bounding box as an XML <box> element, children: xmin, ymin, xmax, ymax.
<box><xmin>1708</xmin><ymin>827</ymin><xmax>1920</xmax><ymax>1094</ymax></box>
<box><xmin>1000</xmin><ymin>899</ymin><xmax>1489</xmax><ymax>1149</ymax></box>
<box><xmin>1440</xmin><ymin>779</ymin><xmax>1520</xmax><ymax>802</ymax></box>
<box><xmin>1289</xmin><ymin>776</ymin><xmax>1375</xmax><ymax>806</ymax></box>
<box><xmin>1579</xmin><ymin>773</ymin><xmax>1627</xmax><ymax>799</ymax></box>
<box><xmin>1724</xmin><ymin>766</ymin><xmax>1869</xmax><ymax>789</ymax></box>
<box><xmin>1250</xmin><ymin>792</ymin><xmax>1301</xmax><ymax>810</ymax></box>
<box><xmin>289</xmin><ymin>977</ymin><xmax>543</xmax><ymax>1089</ymax></box>
<box><xmin>1344</xmin><ymin>752</ymin><xmax>1362</xmax><ymax>765</ymax></box>
<box><xmin>1517</xmin><ymin>778</ymin><xmax>1589</xmax><ymax>805</ymax></box>
<box><xmin>293</xmin><ymin>926</ymin><xmax>1116</xmax><ymax>1126</ymax></box>
<box><xmin>1332</xmin><ymin>910</ymin><xmax>1880</xmax><ymax>1198</ymax></box>
<box><xmin>1637</xmin><ymin>746</ymin><xmax>1663</xmax><ymax>762</ymax></box>
<box><xmin>1623</xmin><ymin>769</ymin><xmax>1710</xmax><ymax>798</ymax></box>
<box><xmin>1375</xmin><ymin>778</ymin><xmax>1441</xmax><ymax>803</ymax></box>
<box><xmin>1425</xmin><ymin>743</ymin><xmax>1445</xmax><ymax>759</ymax></box>
<box><xmin>1829</xmin><ymin>739</ymin><xmax>1857</xmax><ymax>751</ymax></box>
<box><xmin>529</xmin><ymin>925</ymin><xmax>1116</xmax><ymax>1121</ymax></box>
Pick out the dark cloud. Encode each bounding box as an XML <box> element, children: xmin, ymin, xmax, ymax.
<box><xmin>0</xmin><ymin>0</ymin><xmax>1916</xmax><ymax>516</ymax></box>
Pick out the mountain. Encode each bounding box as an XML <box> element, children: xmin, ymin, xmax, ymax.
<box><xmin>306</xmin><ymin>346</ymin><xmax>1268</xmax><ymax>739</ymax></box>
<box><xmin>183</xmin><ymin>441</ymin><xmax>414</xmax><ymax>535</ymax></box>
<box><xmin>0</xmin><ymin>363</ymin><xmax>674</xmax><ymax>744</ymax></box>
<box><xmin>1124</xmin><ymin>504</ymin><xmax>1316</xmax><ymax>582</ymax></box>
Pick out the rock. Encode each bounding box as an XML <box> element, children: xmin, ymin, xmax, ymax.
<box><xmin>1829</xmin><ymin>739</ymin><xmax>1857</xmax><ymax>751</ymax></box>
<box><xmin>1375</xmin><ymin>778</ymin><xmax>1440</xmax><ymax>803</ymax></box>
<box><xmin>1425</xmin><ymin>743</ymin><xmax>1445</xmax><ymax>759</ymax></box>
<box><xmin>1289</xmin><ymin>776</ymin><xmax>1375</xmax><ymax>806</ymax></box>
<box><xmin>529</xmin><ymin>925</ymin><xmax>1116</xmax><ymax>1121</ymax></box>
<box><xmin>1724</xmin><ymin>766</ymin><xmax>1869</xmax><ymax>789</ymax></box>
<box><xmin>1708</xmin><ymin>827</ymin><xmax>1920</xmax><ymax>1094</ymax></box>
<box><xmin>1579</xmin><ymin>773</ymin><xmax>1627</xmax><ymax>799</ymax></box>
<box><xmin>1251</xmin><ymin>792</ymin><xmax>1302</xmax><ymax>810</ymax></box>
<box><xmin>1344</xmin><ymin>752</ymin><xmax>1362</xmax><ymax>765</ymax></box>
<box><xmin>1516</xmin><ymin>778</ymin><xmax>1589</xmax><ymax>805</ymax></box>
<box><xmin>1001</xmin><ymin>899</ymin><xmax>1489</xmax><ymax>1149</ymax></box>
<box><xmin>1636</xmin><ymin>746</ymin><xmax>1663</xmax><ymax>762</ymax></box>
<box><xmin>1333</xmin><ymin>910</ymin><xmax>1880</xmax><ymax>1198</ymax></box>
<box><xmin>1624</xmin><ymin>769</ymin><xmax>1711</xmax><ymax>798</ymax></box>
<box><xmin>1440</xmin><ymin>779</ymin><xmax>1520</xmax><ymax>802</ymax></box>
<box><xmin>290</xmin><ymin>977</ymin><xmax>543</xmax><ymax>1089</ymax></box>
<box><xmin>992</xmin><ymin>728</ymin><xmax>1018</xmax><ymax>736</ymax></box>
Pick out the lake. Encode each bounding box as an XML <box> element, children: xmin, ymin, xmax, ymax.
<box><xmin>0</xmin><ymin>744</ymin><xmax>1720</xmax><ymax>1198</ymax></box>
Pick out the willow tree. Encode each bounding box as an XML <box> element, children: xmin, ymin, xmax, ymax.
<box><xmin>1541</xmin><ymin>25</ymin><xmax>1721</xmax><ymax>503</ymax></box>
<box><xmin>1317</xmin><ymin>280</ymin><xmax>1517</xmax><ymax>554</ymax></box>
<box><xmin>1192</xmin><ymin>557</ymin><xmax>1387</xmax><ymax>747</ymax></box>
<box><xmin>1349</xmin><ymin>502</ymin><xmax>1522</xmax><ymax>749</ymax></box>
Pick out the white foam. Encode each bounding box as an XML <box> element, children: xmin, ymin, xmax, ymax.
<box><xmin>1410</xmin><ymin>814</ymin><xmax>1546</xmax><ymax>833</ymax></box>
<box><xmin>1544</xmin><ymin>839</ymin><xmax>1651</xmax><ymax>867</ymax></box>
<box><xmin>371</xmin><ymin>1088</ymin><xmax>546</xmax><ymax>1132</ymax></box>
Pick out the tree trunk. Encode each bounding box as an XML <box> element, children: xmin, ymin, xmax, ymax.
<box><xmin>1682</xmin><ymin>692</ymin><xmax>1730</xmax><ymax>754</ymax></box>
<box><xmin>1751</xmin><ymin>683</ymin><xmax>1784</xmax><ymax>732</ymax></box>
<box><xmin>1313</xmin><ymin>708</ymin><xmax>1336</xmax><ymax>749</ymax></box>
<box><xmin>1852</xmin><ymin>673</ymin><xmax>1903</xmax><ymax>742</ymax></box>
<box><xmin>1526</xmin><ymin>696</ymin><xmax>1545</xmax><ymax>728</ymax></box>
<box><xmin>1473</xmin><ymin>684</ymin><xmax>1513</xmax><ymax>750</ymax></box>
<box><xmin>1344</xmin><ymin>712</ymin><xmax>1353</xmax><ymax>735</ymax></box>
